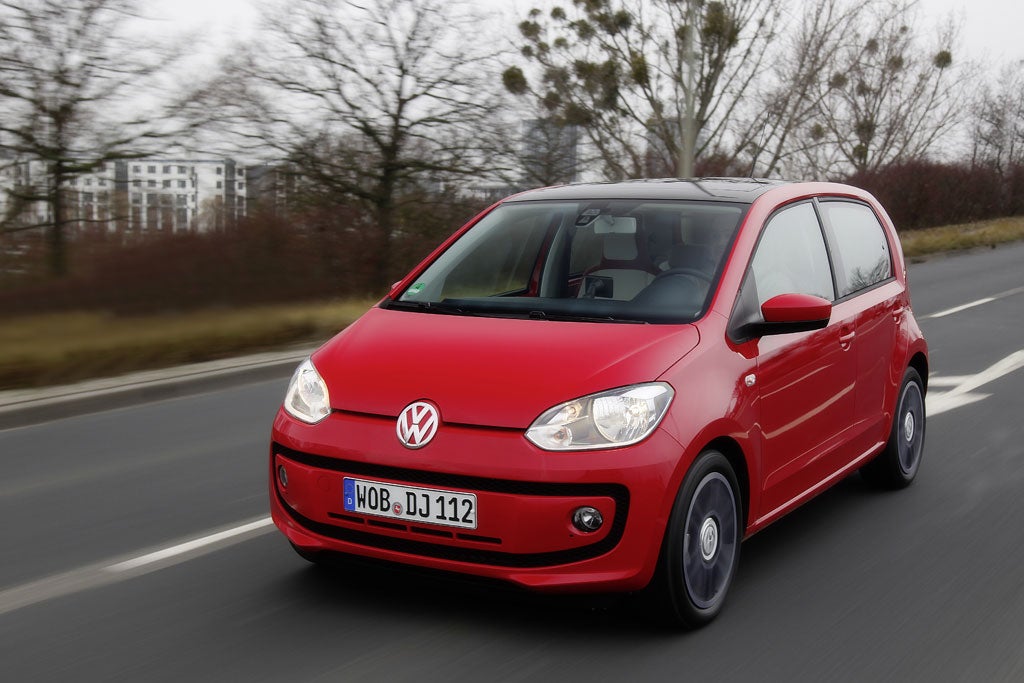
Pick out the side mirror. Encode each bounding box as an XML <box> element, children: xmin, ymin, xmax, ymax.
<box><xmin>750</xmin><ymin>293</ymin><xmax>832</xmax><ymax>337</ymax></box>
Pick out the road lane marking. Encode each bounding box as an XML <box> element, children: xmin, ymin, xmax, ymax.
<box><xmin>928</xmin><ymin>350</ymin><xmax>1024</xmax><ymax>416</ymax></box>
<box><xmin>0</xmin><ymin>516</ymin><xmax>274</xmax><ymax>617</ymax></box>
<box><xmin>925</xmin><ymin>297</ymin><xmax>996</xmax><ymax>319</ymax></box>
<box><xmin>105</xmin><ymin>517</ymin><xmax>273</xmax><ymax>572</ymax></box>
<box><xmin>923</xmin><ymin>286</ymin><xmax>1024</xmax><ymax>319</ymax></box>
<box><xmin>928</xmin><ymin>376</ymin><xmax>972</xmax><ymax>388</ymax></box>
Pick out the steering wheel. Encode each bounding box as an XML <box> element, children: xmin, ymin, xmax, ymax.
<box><xmin>653</xmin><ymin>267</ymin><xmax>712</xmax><ymax>285</ymax></box>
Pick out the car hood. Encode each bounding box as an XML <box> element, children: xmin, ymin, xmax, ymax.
<box><xmin>312</xmin><ymin>306</ymin><xmax>699</xmax><ymax>429</ymax></box>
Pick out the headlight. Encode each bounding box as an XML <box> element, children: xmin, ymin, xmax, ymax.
<box><xmin>525</xmin><ymin>383</ymin><xmax>674</xmax><ymax>451</ymax></box>
<box><xmin>283</xmin><ymin>358</ymin><xmax>331</xmax><ymax>424</ymax></box>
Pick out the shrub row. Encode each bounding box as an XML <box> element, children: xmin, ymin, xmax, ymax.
<box><xmin>0</xmin><ymin>194</ymin><xmax>487</xmax><ymax>318</ymax></box>
<box><xmin>847</xmin><ymin>161</ymin><xmax>1024</xmax><ymax>231</ymax></box>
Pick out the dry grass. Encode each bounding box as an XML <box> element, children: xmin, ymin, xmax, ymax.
<box><xmin>0</xmin><ymin>299</ymin><xmax>374</xmax><ymax>390</ymax></box>
<box><xmin>900</xmin><ymin>216</ymin><xmax>1024</xmax><ymax>259</ymax></box>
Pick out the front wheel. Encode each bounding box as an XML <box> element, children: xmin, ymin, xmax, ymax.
<box><xmin>861</xmin><ymin>367</ymin><xmax>926</xmax><ymax>489</ymax></box>
<box><xmin>650</xmin><ymin>450</ymin><xmax>742</xmax><ymax>628</ymax></box>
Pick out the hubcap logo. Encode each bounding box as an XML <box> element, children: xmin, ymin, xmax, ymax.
<box><xmin>396</xmin><ymin>401</ymin><xmax>439</xmax><ymax>449</ymax></box>
<box><xmin>904</xmin><ymin>412</ymin><xmax>915</xmax><ymax>442</ymax></box>
<box><xmin>699</xmin><ymin>517</ymin><xmax>719</xmax><ymax>561</ymax></box>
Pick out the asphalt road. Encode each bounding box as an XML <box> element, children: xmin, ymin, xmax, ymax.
<box><xmin>2</xmin><ymin>243</ymin><xmax>1024</xmax><ymax>682</ymax></box>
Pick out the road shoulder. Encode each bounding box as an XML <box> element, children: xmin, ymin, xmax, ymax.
<box><xmin>0</xmin><ymin>347</ymin><xmax>313</xmax><ymax>430</ymax></box>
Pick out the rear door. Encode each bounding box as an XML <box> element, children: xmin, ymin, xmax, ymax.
<box><xmin>817</xmin><ymin>199</ymin><xmax>901</xmax><ymax>452</ymax></box>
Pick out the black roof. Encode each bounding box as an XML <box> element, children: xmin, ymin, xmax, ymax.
<box><xmin>505</xmin><ymin>177</ymin><xmax>788</xmax><ymax>204</ymax></box>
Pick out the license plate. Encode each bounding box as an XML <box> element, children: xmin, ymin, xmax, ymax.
<box><xmin>343</xmin><ymin>477</ymin><xmax>477</xmax><ymax>530</ymax></box>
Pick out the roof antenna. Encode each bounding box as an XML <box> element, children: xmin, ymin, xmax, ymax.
<box><xmin>749</xmin><ymin>118</ymin><xmax>770</xmax><ymax>179</ymax></box>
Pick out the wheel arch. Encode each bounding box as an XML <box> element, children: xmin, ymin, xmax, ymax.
<box><xmin>702</xmin><ymin>436</ymin><xmax>750</xmax><ymax>534</ymax></box>
<box><xmin>908</xmin><ymin>351</ymin><xmax>929</xmax><ymax>393</ymax></box>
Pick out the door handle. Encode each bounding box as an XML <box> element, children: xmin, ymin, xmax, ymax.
<box><xmin>891</xmin><ymin>304</ymin><xmax>905</xmax><ymax>321</ymax></box>
<box><xmin>839</xmin><ymin>326</ymin><xmax>855</xmax><ymax>350</ymax></box>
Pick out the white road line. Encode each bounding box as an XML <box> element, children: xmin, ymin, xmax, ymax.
<box><xmin>105</xmin><ymin>517</ymin><xmax>273</xmax><ymax>572</ymax></box>
<box><xmin>0</xmin><ymin>516</ymin><xmax>274</xmax><ymax>617</ymax></box>
<box><xmin>924</xmin><ymin>297</ymin><xmax>996</xmax><ymax>319</ymax></box>
<box><xmin>923</xmin><ymin>285</ymin><xmax>1024</xmax><ymax>319</ymax></box>
<box><xmin>927</xmin><ymin>376</ymin><xmax>972</xmax><ymax>388</ymax></box>
<box><xmin>928</xmin><ymin>350</ymin><xmax>1024</xmax><ymax>416</ymax></box>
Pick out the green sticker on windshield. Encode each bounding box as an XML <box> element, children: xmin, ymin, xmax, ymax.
<box><xmin>408</xmin><ymin>283</ymin><xmax>426</xmax><ymax>294</ymax></box>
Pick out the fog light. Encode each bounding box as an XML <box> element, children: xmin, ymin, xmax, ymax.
<box><xmin>277</xmin><ymin>465</ymin><xmax>288</xmax><ymax>488</ymax></box>
<box><xmin>572</xmin><ymin>506</ymin><xmax>604</xmax><ymax>533</ymax></box>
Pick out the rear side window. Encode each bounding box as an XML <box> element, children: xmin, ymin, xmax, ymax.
<box><xmin>819</xmin><ymin>201</ymin><xmax>892</xmax><ymax>298</ymax></box>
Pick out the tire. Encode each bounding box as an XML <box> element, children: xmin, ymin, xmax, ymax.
<box><xmin>649</xmin><ymin>450</ymin><xmax>742</xmax><ymax>628</ymax></box>
<box><xmin>861</xmin><ymin>367</ymin><xmax>926</xmax><ymax>489</ymax></box>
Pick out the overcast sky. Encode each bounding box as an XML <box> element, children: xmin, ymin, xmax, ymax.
<box><xmin>926</xmin><ymin>0</ymin><xmax>1024</xmax><ymax>62</ymax></box>
<box><xmin>146</xmin><ymin>0</ymin><xmax>1023</xmax><ymax>64</ymax></box>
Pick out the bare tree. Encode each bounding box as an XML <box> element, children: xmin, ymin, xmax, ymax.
<box><xmin>203</xmin><ymin>0</ymin><xmax>502</xmax><ymax>289</ymax></box>
<box><xmin>0</xmin><ymin>0</ymin><xmax>186</xmax><ymax>276</ymax></box>
<box><xmin>741</xmin><ymin>0</ymin><xmax>870</xmax><ymax>178</ymax></box>
<box><xmin>971</xmin><ymin>61</ymin><xmax>1024</xmax><ymax>174</ymax></box>
<box><xmin>796</xmin><ymin>0</ymin><xmax>970</xmax><ymax>177</ymax></box>
<box><xmin>502</xmin><ymin>0</ymin><xmax>783</xmax><ymax>180</ymax></box>
<box><xmin>477</xmin><ymin>108</ymin><xmax>584</xmax><ymax>189</ymax></box>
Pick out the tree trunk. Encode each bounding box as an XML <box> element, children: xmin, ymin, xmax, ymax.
<box><xmin>372</xmin><ymin>202</ymin><xmax>395</xmax><ymax>293</ymax></box>
<box><xmin>48</xmin><ymin>164</ymin><xmax>68</xmax><ymax>277</ymax></box>
<box><xmin>677</xmin><ymin>0</ymin><xmax>698</xmax><ymax>178</ymax></box>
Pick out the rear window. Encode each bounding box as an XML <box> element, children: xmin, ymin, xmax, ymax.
<box><xmin>819</xmin><ymin>201</ymin><xmax>893</xmax><ymax>297</ymax></box>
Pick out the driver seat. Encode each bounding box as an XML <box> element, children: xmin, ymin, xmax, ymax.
<box><xmin>667</xmin><ymin>244</ymin><xmax>716</xmax><ymax>276</ymax></box>
<box><xmin>580</xmin><ymin>233</ymin><xmax>657</xmax><ymax>300</ymax></box>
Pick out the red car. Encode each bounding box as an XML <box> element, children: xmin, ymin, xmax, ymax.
<box><xmin>269</xmin><ymin>179</ymin><xmax>928</xmax><ymax>627</ymax></box>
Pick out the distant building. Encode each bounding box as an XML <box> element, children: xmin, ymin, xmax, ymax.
<box><xmin>0</xmin><ymin>156</ymin><xmax>250</xmax><ymax>233</ymax></box>
<box><xmin>0</xmin><ymin>158</ymin><xmax>52</xmax><ymax>228</ymax></box>
<box><xmin>111</xmin><ymin>158</ymin><xmax>247</xmax><ymax>232</ymax></box>
<box><xmin>245</xmin><ymin>163</ymin><xmax>301</xmax><ymax>215</ymax></box>
<box><xmin>521</xmin><ymin>119</ymin><xmax>579</xmax><ymax>187</ymax></box>
<box><xmin>462</xmin><ymin>182</ymin><xmax>519</xmax><ymax>203</ymax></box>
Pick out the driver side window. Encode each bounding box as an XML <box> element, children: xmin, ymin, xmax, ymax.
<box><xmin>750</xmin><ymin>202</ymin><xmax>835</xmax><ymax>306</ymax></box>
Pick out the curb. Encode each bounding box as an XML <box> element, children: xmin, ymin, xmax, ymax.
<box><xmin>0</xmin><ymin>347</ymin><xmax>315</xmax><ymax>430</ymax></box>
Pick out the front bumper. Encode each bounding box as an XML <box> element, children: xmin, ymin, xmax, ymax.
<box><xmin>270</xmin><ymin>408</ymin><xmax>683</xmax><ymax>592</ymax></box>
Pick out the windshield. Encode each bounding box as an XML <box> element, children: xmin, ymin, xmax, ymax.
<box><xmin>388</xmin><ymin>199</ymin><xmax>747</xmax><ymax>324</ymax></box>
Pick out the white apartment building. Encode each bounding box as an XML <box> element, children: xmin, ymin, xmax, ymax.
<box><xmin>1</xmin><ymin>156</ymin><xmax>249</xmax><ymax>233</ymax></box>
<box><xmin>0</xmin><ymin>157</ymin><xmax>53</xmax><ymax>228</ymax></box>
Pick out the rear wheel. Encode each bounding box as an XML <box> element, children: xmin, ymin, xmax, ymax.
<box><xmin>650</xmin><ymin>450</ymin><xmax>741</xmax><ymax>628</ymax></box>
<box><xmin>861</xmin><ymin>367</ymin><xmax>926</xmax><ymax>489</ymax></box>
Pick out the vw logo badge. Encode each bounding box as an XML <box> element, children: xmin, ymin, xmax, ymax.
<box><xmin>396</xmin><ymin>401</ymin><xmax>439</xmax><ymax>449</ymax></box>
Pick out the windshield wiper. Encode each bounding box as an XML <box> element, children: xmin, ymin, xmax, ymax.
<box><xmin>527</xmin><ymin>310</ymin><xmax>646</xmax><ymax>324</ymax></box>
<box><xmin>384</xmin><ymin>300</ymin><xmax>473</xmax><ymax>316</ymax></box>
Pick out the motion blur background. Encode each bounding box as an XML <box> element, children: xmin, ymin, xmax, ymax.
<box><xmin>1</xmin><ymin>0</ymin><xmax>1022</xmax><ymax>388</ymax></box>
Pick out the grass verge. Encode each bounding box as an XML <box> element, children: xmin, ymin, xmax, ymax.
<box><xmin>900</xmin><ymin>215</ymin><xmax>1024</xmax><ymax>259</ymax></box>
<box><xmin>1</xmin><ymin>215</ymin><xmax>1022</xmax><ymax>392</ymax></box>
<box><xmin>0</xmin><ymin>299</ymin><xmax>374</xmax><ymax>390</ymax></box>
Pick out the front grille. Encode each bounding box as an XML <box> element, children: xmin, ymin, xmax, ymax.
<box><xmin>327</xmin><ymin>511</ymin><xmax>503</xmax><ymax>545</ymax></box>
<box><xmin>274</xmin><ymin>443</ymin><xmax>629</xmax><ymax>568</ymax></box>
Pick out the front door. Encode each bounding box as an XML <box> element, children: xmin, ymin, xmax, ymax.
<box><xmin>739</xmin><ymin>201</ymin><xmax>859</xmax><ymax>519</ymax></box>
